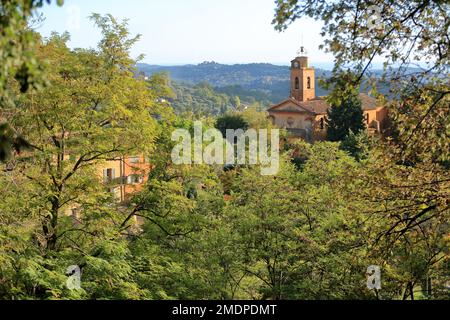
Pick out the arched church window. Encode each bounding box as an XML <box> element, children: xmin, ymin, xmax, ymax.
<box><xmin>295</xmin><ymin>77</ymin><xmax>299</xmax><ymax>89</ymax></box>
<box><xmin>307</xmin><ymin>77</ymin><xmax>311</xmax><ymax>89</ymax></box>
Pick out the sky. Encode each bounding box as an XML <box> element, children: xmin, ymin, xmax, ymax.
<box><xmin>36</xmin><ymin>0</ymin><xmax>335</xmax><ymax>67</ymax></box>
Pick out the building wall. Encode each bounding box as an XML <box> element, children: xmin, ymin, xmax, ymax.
<box><xmin>270</xmin><ymin>111</ymin><xmax>311</xmax><ymax>130</ymax></box>
<box><xmin>290</xmin><ymin>68</ymin><xmax>315</xmax><ymax>102</ymax></box>
<box><xmin>270</xmin><ymin>107</ymin><xmax>388</xmax><ymax>142</ymax></box>
<box><xmin>97</xmin><ymin>155</ymin><xmax>150</xmax><ymax>203</ymax></box>
<box><xmin>376</xmin><ymin>106</ymin><xmax>389</xmax><ymax>130</ymax></box>
<box><xmin>98</xmin><ymin>159</ymin><xmax>124</xmax><ymax>202</ymax></box>
<box><xmin>364</xmin><ymin>110</ymin><xmax>378</xmax><ymax>127</ymax></box>
<box><xmin>365</xmin><ymin>107</ymin><xmax>389</xmax><ymax>133</ymax></box>
<box><xmin>122</xmin><ymin>155</ymin><xmax>150</xmax><ymax>198</ymax></box>
<box><xmin>312</xmin><ymin>115</ymin><xmax>328</xmax><ymax>141</ymax></box>
<box><xmin>64</xmin><ymin>155</ymin><xmax>149</xmax><ymax>220</ymax></box>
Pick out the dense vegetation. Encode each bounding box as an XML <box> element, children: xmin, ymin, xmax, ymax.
<box><xmin>0</xmin><ymin>1</ymin><xmax>448</xmax><ymax>300</ymax></box>
<box><xmin>170</xmin><ymin>81</ymin><xmax>239</xmax><ymax>116</ymax></box>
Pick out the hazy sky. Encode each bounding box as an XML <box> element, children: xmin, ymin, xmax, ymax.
<box><xmin>37</xmin><ymin>0</ymin><xmax>335</xmax><ymax>66</ymax></box>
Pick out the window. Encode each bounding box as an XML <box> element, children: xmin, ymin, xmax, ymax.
<box><xmin>295</xmin><ymin>77</ymin><xmax>299</xmax><ymax>89</ymax></box>
<box><xmin>129</xmin><ymin>156</ymin><xmax>140</xmax><ymax>164</ymax></box>
<box><xmin>127</xmin><ymin>174</ymin><xmax>144</xmax><ymax>185</ymax></box>
<box><xmin>103</xmin><ymin>168</ymin><xmax>115</xmax><ymax>183</ymax></box>
<box><xmin>320</xmin><ymin>118</ymin><xmax>325</xmax><ymax>130</ymax></box>
<box><xmin>365</xmin><ymin>113</ymin><xmax>370</xmax><ymax>125</ymax></box>
<box><xmin>307</xmin><ymin>77</ymin><xmax>311</xmax><ymax>89</ymax></box>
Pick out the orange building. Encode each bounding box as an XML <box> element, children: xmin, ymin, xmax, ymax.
<box><xmin>268</xmin><ymin>48</ymin><xmax>388</xmax><ymax>142</ymax></box>
<box><xmin>99</xmin><ymin>155</ymin><xmax>150</xmax><ymax>203</ymax></box>
<box><xmin>67</xmin><ymin>155</ymin><xmax>150</xmax><ymax>219</ymax></box>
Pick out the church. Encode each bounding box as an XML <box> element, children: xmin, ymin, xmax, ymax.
<box><xmin>267</xmin><ymin>48</ymin><xmax>388</xmax><ymax>142</ymax></box>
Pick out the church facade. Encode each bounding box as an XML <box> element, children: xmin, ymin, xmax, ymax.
<box><xmin>267</xmin><ymin>51</ymin><xmax>388</xmax><ymax>142</ymax></box>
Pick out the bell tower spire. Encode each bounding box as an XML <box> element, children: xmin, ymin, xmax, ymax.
<box><xmin>290</xmin><ymin>44</ymin><xmax>315</xmax><ymax>102</ymax></box>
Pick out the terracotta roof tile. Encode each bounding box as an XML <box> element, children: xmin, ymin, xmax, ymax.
<box><xmin>270</xmin><ymin>94</ymin><xmax>381</xmax><ymax>115</ymax></box>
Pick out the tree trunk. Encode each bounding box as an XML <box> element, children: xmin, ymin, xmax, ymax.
<box><xmin>46</xmin><ymin>196</ymin><xmax>59</xmax><ymax>251</ymax></box>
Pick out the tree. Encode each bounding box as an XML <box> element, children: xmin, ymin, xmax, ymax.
<box><xmin>221</xmin><ymin>143</ymin><xmax>382</xmax><ymax>299</ymax></box>
<box><xmin>241</xmin><ymin>104</ymin><xmax>273</xmax><ymax>130</ymax></box>
<box><xmin>340</xmin><ymin>130</ymin><xmax>370</xmax><ymax>161</ymax></box>
<box><xmin>231</xmin><ymin>95</ymin><xmax>241</xmax><ymax>110</ymax></box>
<box><xmin>1</xmin><ymin>1</ymin><xmax>448</xmax><ymax>301</ymax></box>
<box><xmin>170</xmin><ymin>81</ymin><xmax>235</xmax><ymax>117</ymax></box>
<box><xmin>215</xmin><ymin>114</ymin><xmax>249</xmax><ymax>138</ymax></box>
<box><xmin>326</xmin><ymin>88</ymin><xmax>366</xmax><ymax>141</ymax></box>
<box><xmin>0</xmin><ymin>0</ymin><xmax>64</xmax><ymax>161</ymax></box>
<box><xmin>0</xmin><ymin>14</ymin><xmax>165</xmax><ymax>299</ymax></box>
<box><xmin>225</xmin><ymin>160</ymin><xmax>304</xmax><ymax>299</ymax></box>
<box><xmin>124</xmin><ymin>115</ymin><xmax>236</xmax><ymax>299</ymax></box>
<box><xmin>273</xmin><ymin>0</ymin><xmax>449</xmax><ymax>299</ymax></box>
<box><xmin>326</xmin><ymin>74</ymin><xmax>366</xmax><ymax>141</ymax></box>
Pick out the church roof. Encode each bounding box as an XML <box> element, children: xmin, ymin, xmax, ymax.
<box><xmin>359</xmin><ymin>93</ymin><xmax>380</xmax><ymax>110</ymax></box>
<box><xmin>269</xmin><ymin>94</ymin><xmax>381</xmax><ymax>115</ymax></box>
<box><xmin>267</xmin><ymin>97</ymin><xmax>315</xmax><ymax>114</ymax></box>
<box><xmin>298</xmin><ymin>97</ymin><xmax>329</xmax><ymax>114</ymax></box>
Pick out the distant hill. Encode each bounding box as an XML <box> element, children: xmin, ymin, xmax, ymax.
<box><xmin>137</xmin><ymin>61</ymin><xmax>332</xmax><ymax>106</ymax></box>
<box><xmin>137</xmin><ymin>62</ymin><xmax>399</xmax><ymax>117</ymax></box>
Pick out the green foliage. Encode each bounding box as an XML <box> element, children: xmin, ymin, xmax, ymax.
<box><xmin>0</xmin><ymin>0</ymin><xmax>64</xmax><ymax>161</ymax></box>
<box><xmin>388</xmin><ymin>81</ymin><xmax>450</xmax><ymax>165</ymax></box>
<box><xmin>326</xmin><ymin>81</ymin><xmax>366</xmax><ymax>141</ymax></box>
<box><xmin>170</xmin><ymin>81</ymin><xmax>235</xmax><ymax>116</ymax></box>
<box><xmin>215</xmin><ymin>114</ymin><xmax>249</xmax><ymax>138</ymax></box>
<box><xmin>0</xmin><ymin>13</ymin><xmax>166</xmax><ymax>299</ymax></box>
<box><xmin>273</xmin><ymin>0</ymin><xmax>449</xmax><ymax>300</ymax></box>
<box><xmin>0</xmin><ymin>122</ymin><xmax>31</xmax><ymax>160</ymax></box>
<box><xmin>241</xmin><ymin>104</ymin><xmax>273</xmax><ymax>130</ymax></box>
<box><xmin>341</xmin><ymin>130</ymin><xmax>370</xmax><ymax>161</ymax></box>
<box><xmin>0</xmin><ymin>0</ymin><xmax>63</xmax><ymax>95</ymax></box>
<box><xmin>146</xmin><ymin>72</ymin><xmax>176</xmax><ymax>101</ymax></box>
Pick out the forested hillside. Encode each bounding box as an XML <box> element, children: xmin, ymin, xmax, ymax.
<box><xmin>138</xmin><ymin>62</ymin><xmax>395</xmax><ymax>113</ymax></box>
<box><xmin>138</xmin><ymin>62</ymin><xmax>331</xmax><ymax>105</ymax></box>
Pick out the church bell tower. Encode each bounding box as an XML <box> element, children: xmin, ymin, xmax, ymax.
<box><xmin>290</xmin><ymin>46</ymin><xmax>315</xmax><ymax>102</ymax></box>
